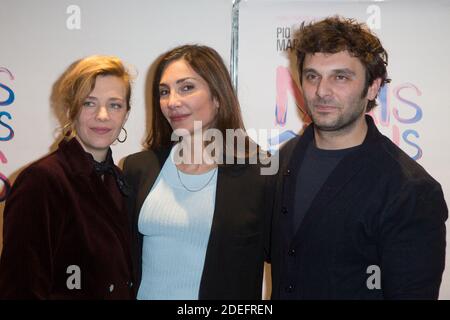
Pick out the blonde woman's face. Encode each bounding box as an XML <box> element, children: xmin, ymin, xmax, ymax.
<box><xmin>74</xmin><ymin>75</ymin><xmax>129</xmax><ymax>161</ymax></box>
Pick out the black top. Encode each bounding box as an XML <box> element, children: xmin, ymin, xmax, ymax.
<box><xmin>293</xmin><ymin>142</ymin><xmax>360</xmax><ymax>231</ymax></box>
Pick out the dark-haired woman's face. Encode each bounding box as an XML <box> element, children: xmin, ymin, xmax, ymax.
<box><xmin>158</xmin><ymin>59</ymin><xmax>218</xmax><ymax>137</ymax></box>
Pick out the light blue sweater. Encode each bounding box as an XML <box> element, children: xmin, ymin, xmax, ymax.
<box><xmin>137</xmin><ymin>148</ymin><xmax>218</xmax><ymax>300</ymax></box>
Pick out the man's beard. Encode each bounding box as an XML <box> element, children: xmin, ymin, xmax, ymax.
<box><xmin>306</xmin><ymin>97</ymin><xmax>367</xmax><ymax>132</ymax></box>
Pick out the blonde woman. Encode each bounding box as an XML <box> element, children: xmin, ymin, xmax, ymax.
<box><xmin>0</xmin><ymin>55</ymin><xmax>134</xmax><ymax>299</ymax></box>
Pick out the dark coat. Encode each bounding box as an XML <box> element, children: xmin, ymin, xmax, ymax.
<box><xmin>123</xmin><ymin>149</ymin><xmax>271</xmax><ymax>299</ymax></box>
<box><xmin>0</xmin><ymin>138</ymin><xmax>134</xmax><ymax>299</ymax></box>
<box><xmin>269</xmin><ymin>115</ymin><xmax>448</xmax><ymax>299</ymax></box>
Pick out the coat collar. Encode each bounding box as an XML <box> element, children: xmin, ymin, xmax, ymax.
<box><xmin>58</xmin><ymin>137</ymin><xmax>96</xmax><ymax>175</ymax></box>
<box><xmin>57</xmin><ymin>137</ymin><xmax>131</xmax><ymax>244</ymax></box>
<box><xmin>58</xmin><ymin>137</ymin><xmax>116</xmax><ymax>176</ymax></box>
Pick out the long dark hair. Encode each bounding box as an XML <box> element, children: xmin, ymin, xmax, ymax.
<box><xmin>146</xmin><ymin>44</ymin><xmax>246</xmax><ymax>150</ymax></box>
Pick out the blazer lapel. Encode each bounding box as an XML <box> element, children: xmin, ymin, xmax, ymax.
<box><xmin>199</xmin><ymin>164</ymin><xmax>242</xmax><ymax>298</ymax></box>
<box><xmin>91</xmin><ymin>172</ymin><xmax>132</xmax><ymax>239</ymax></box>
<box><xmin>205</xmin><ymin>165</ymin><xmax>227</xmax><ymax>246</ymax></box>
<box><xmin>135</xmin><ymin>148</ymin><xmax>171</xmax><ymax>216</ymax></box>
<box><xmin>279</xmin><ymin>128</ymin><xmax>312</xmax><ymax>242</ymax></box>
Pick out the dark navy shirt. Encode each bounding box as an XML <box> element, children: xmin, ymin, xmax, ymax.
<box><xmin>293</xmin><ymin>141</ymin><xmax>361</xmax><ymax>231</ymax></box>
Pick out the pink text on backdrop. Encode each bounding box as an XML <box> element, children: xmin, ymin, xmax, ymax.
<box><xmin>270</xmin><ymin>66</ymin><xmax>308</xmax><ymax>152</ymax></box>
<box><xmin>369</xmin><ymin>83</ymin><xmax>423</xmax><ymax>160</ymax></box>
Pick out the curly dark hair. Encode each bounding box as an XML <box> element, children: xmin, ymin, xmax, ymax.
<box><xmin>295</xmin><ymin>16</ymin><xmax>391</xmax><ymax>111</ymax></box>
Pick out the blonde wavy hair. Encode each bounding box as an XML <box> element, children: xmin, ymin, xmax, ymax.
<box><xmin>57</xmin><ymin>55</ymin><xmax>132</xmax><ymax>138</ymax></box>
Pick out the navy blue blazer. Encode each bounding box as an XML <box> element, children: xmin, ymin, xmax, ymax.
<box><xmin>269</xmin><ymin>115</ymin><xmax>448</xmax><ymax>299</ymax></box>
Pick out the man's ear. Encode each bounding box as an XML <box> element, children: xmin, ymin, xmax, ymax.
<box><xmin>367</xmin><ymin>78</ymin><xmax>382</xmax><ymax>101</ymax></box>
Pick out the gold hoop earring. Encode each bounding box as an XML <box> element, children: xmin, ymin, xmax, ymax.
<box><xmin>117</xmin><ymin>127</ymin><xmax>127</xmax><ymax>143</ymax></box>
<box><xmin>62</xmin><ymin>123</ymin><xmax>76</xmax><ymax>139</ymax></box>
<box><xmin>62</xmin><ymin>123</ymin><xmax>71</xmax><ymax>136</ymax></box>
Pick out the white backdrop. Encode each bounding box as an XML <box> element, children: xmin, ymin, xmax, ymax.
<box><xmin>1</xmin><ymin>0</ymin><xmax>449</xmax><ymax>299</ymax></box>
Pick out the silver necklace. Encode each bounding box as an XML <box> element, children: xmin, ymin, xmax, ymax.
<box><xmin>176</xmin><ymin>167</ymin><xmax>217</xmax><ymax>192</ymax></box>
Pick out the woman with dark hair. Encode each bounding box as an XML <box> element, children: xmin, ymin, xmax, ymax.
<box><xmin>124</xmin><ymin>44</ymin><xmax>272</xmax><ymax>300</ymax></box>
<box><xmin>0</xmin><ymin>55</ymin><xmax>135</xmax><ymax>299</ymax></box>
